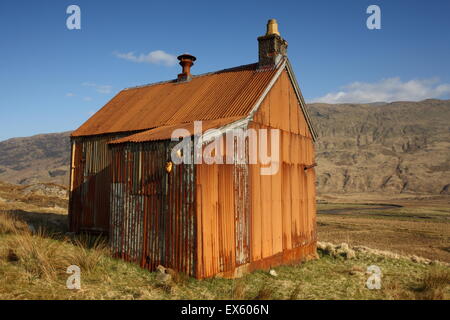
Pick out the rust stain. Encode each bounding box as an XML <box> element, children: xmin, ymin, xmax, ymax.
<box><xmin>69</xmin><ymin>133</ymin><xmax>130</xmax><ymax>233</ymax></box>
<box><xmin>72</xmin><ymin>64</ymin><xmax>278</xmax><ymax>137</ymax></box>
<box><xmin>108</xmin><ymin>141</ymin><xmax>196</xmax><ymax>275</ymax></box>
<box><xmin>109</xmin><ymin>117</ymin><xmax>242</xmax><ymax>144</ymax></box>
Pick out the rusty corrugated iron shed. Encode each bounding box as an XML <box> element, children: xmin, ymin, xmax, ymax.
<box><xmin>69</xmin><ymin>51</ymin><xmax>319</xmax><ymax>278</ymax></box>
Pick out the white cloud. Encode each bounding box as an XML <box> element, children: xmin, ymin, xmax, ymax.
<box><xmin>82</xmin><ymin>82</ymin><xmax>112</xmax><ymax>94</ymax></box>
<box><xmin>312</xmin><ymin>77</ymin><xmax>450</xmax><ymax>104</ymax></box>
<box><xmin>66</xmin><ymin>92</ymin><xmax>75</xmax><ymax>97</ymax></box>
<box><xmin>83</xmin><ymin>96</ymin><xmax>92</xmax><ymax>102</ymax></box>
<box><xmin>114</xmin><ymin>50</ymin><xmax>177</xmax><ymax>66</ymax></box>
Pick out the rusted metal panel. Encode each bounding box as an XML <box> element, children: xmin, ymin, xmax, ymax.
<box><xmin>110</xmin><ymin>117</ymin><xmax>242</xmax><ymax>144</ymax></box>
<box><xmin>68</xmin><ymin>133</ymin><xmax>130</xmax><ymax>233</ymax></box>
<box><xmin>253</xmin><ymin>70</ymin><xmax>313</xmax><ymax>139</ymax></box>
<box><xmin>243</xmin><ymin>68</ymin><xmax>317</xmax><ymax>271</ymax></box>
<box><xmin>190</xmin><ymin>96</ymin><xmax>315</xmax><ymax>279</ymax></box>
<box><xmin>196</xmin><ymin>162</ymin><xmax>219</xmax><ymax>278</ymax></box>
<box><xmin>246</xmin><ymin>121</ymin><xmax>316</xmax><ymax>267</ymax></box>
<box><xmin>234</xmin><ymin>161</ymin><xmax>250</xmax><ymax>266</ymax></box>
<box><xmin>109</xmin><ymin>141</ymin><xmax>197</xmax><ymax>276</ymax></box>
<box><xmin>72</xmin><ymin>64</ymin><xmax>278</xmax><ymax>138</ymax></box>
<box><xmin>195</xmin><ymin>134</ymin><xmax>250</xmax><ymax>278</ymax></box>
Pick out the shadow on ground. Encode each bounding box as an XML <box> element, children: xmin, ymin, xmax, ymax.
<box><xmin>1</xmin><ymin>209</ymin><xmax>68</xmax><ymax>234</ymax></box>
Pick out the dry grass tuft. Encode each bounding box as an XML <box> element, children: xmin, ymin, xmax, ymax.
<box><xmin>1</xmin><ymin>222</ymin><xmax>109</xmax><ymax>283</ymax></box>
<box><xmin>231</xmin><ymin>279</ymin><xmax>247</xmax><ymax>300</ymax></box>
<box><xmin>0</xmin><ymin>212</ymin><xmax>30</xmax><ymax>234</ymax></box>
<box><xmin>154</xmin><ymin>281</ymin><xmax>174</xmax><ymax>294</ymax></box>
<box><xmin>288</xmin><ymin>282</ymin><xmax>302</xmax><ymax>300</ymax></box>
<box><xmin>414</xmin><ymin>267</ymin><xmax>450</xmax><ymax>300</ymax></box>
<box><xmin>382</xmin><ymin>280</ymin><xmax>413</xmax><ymax>300</ymax></box>
<box><xmin>167</xmin><ymin>268</ymin><xmax>189</xmax><ymax>286</ymax></box>
<box><xmin>419</xmin><ymin>268</ymin><xmax>450</xmax><ymax>291</ymax></box>
<box><xmin>67</xmin><ymin>236</ymin><xmax>109</xmax><ymax>273</ymax></box>
<box><xmin>348</xmin><ymin>265</ymin><xmax>365</xmax><ymax>275</ymax></box>
<box><xmin>6</xmin><ymin>231</ymin><xmax>67</xmax><ymax>281</ymax></box>
<box><xmin>253</xmin><ymin>285</ymin><xmax>275</xmax><ymax>300</ymax></box>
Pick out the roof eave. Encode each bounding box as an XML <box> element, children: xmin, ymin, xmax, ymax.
<box><xmin>284</xmin><ymin>58</ymin><xmax>318</xmax><ymax>141</ymax></box>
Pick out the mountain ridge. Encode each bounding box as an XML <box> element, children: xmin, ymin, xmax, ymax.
<box><xmin>0</xmin><ymin>99</ymin><xmax>449</xmax><ymax>195</ymax></box>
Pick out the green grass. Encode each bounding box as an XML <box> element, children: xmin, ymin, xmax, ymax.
<box><xmin>1</xmin><ymin>233</ymin><xmax>448</xmax><ymax>299</ymax></box>
<box><xmin>1</xmin><ymin>211</ymin><xmax>448</xmax><ymax>300</ymax></box>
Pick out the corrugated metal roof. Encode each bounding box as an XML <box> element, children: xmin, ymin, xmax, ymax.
<box><xmin>109</xmin><ymin>117</ymin><xmax>242</xmax><ymax>144</ymax></box>
<box><xmin>72</xmin><ymin>63</ymin><xmax>279</xmax><ymax>137</ymax></box>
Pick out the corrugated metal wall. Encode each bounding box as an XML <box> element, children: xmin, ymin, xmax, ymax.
<box><xmin>248</xmin><ymin>123</ymin><xmax>316</xmax><ymax>262</ymax></box>
<box><xmin>109</xmin><ymin>141</ymin><xmax>197</xmax><ymax>275</ymax></box>
<box><xmin>247</xmin><ymin>69</ymin><xmax>317</xmax><ymax>269</ymax></box>
<box><xmin>194</xmin><ymin>70</ymin><xmax>317</xmax><ymax>278</ymax></box>
<box><xmin>195</xmin><ymin>138</ymin><xmax>250</xmax><ymax>278</ymax></box>
<box><xmin>69</xmin><ymin>134</ymin><xmax>129</xmax><ymax>233</ymax></box>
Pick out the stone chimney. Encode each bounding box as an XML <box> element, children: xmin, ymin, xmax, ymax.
<box><xmin>258</xmin><ymin>19</ymin><xmax>288</xmax><ymax>68</ymax></box>
<box><xmin>177</xmin><ymin>53</ymin><xmax>196</xmax><ymax>82</ymax></box>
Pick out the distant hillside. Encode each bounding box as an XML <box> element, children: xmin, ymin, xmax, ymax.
<box><xmin>0</xmin><ymin>99</ymin><xmax>449</xmax><ymax>195</ymax></box>
<box><xmin>310</xmin><ymin>99</ymin><xmax>450</xmax><ymax>195</ymax></box>
<box><xmin>0</xmin><ymin>132</ymin><xmax>71</xmax><ymax>185</ymax></box>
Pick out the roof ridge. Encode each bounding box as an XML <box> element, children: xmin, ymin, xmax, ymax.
<box><xmin>123</xmin><ymin>62</ymin><xmax>259</xmax><ymax>91</ymax></box>
<box><xmin>72</xmin><ymin>61</ymin><xmax>282</xmax><ymax>137</ymax></box>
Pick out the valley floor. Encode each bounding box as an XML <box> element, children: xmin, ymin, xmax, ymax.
<box><xmin>317</xmin><ymin>194</ymin><xmax>450</xmax><ymax>263</ymax></box>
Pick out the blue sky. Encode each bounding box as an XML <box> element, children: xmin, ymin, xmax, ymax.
<box><xmin>0</xmin><ymin>0</ymin><xmax>449</xmax><ymax>141</ymax></box>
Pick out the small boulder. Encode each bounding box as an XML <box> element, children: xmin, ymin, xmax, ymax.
<box><xmin>156</xmin><ymin>265</ymin><xmax>172</xmax><ymax>284</ymax></box>
<box><xmin>336</xmin><ymin>243</ymin><xmax>356</xmax><ymax>260</ymax></box>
